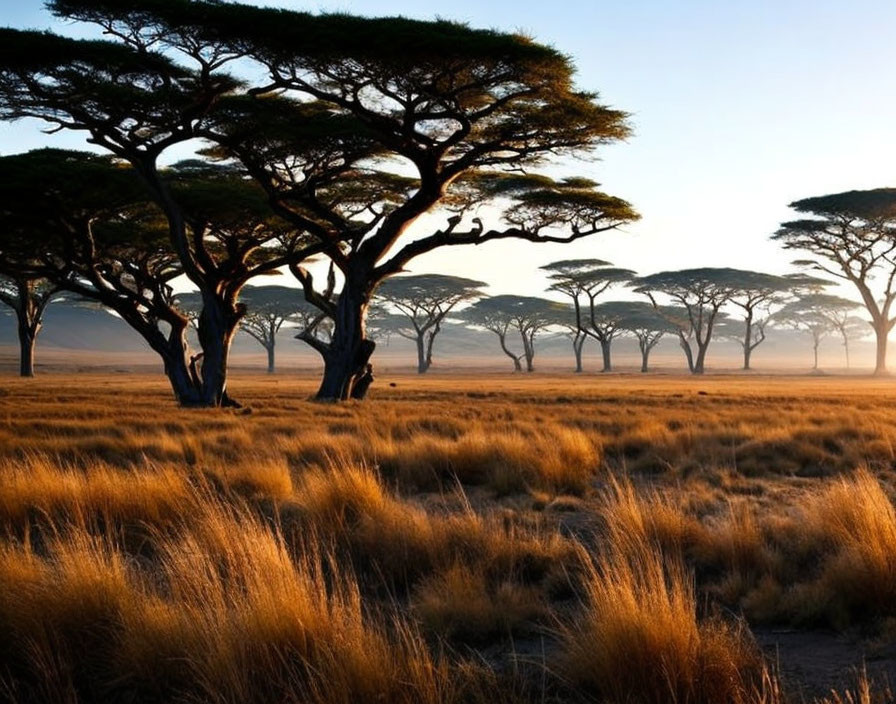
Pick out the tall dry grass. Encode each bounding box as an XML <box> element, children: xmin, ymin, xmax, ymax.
<box><xmin>1</xmin><ymin>373</ymin><xmax>895</xmax><ymax>701</ymax></box>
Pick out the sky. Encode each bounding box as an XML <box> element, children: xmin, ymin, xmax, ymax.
<box><xmin>3</xmin><ymin>0</ymin><xmax>896</xmax><ymax>298</ymax></box>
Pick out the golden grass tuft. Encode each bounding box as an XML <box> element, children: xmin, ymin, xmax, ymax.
<box><xmin>559</xmin><ymin>535</ymin><xmax>776</xmax><ymax>704</ymax></box>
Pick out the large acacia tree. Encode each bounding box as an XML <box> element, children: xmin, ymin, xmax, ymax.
<box><xmin>0</xmin><ymin>149</ymin><xmax>305</xmax><ymax>404</ymax></box>
<box><xmin>0</xmin><ymin>149</ymin><xmax>196</xmax><ymax>395</ymax></box>
<box><xmin>374</xmin><ymin>274</ymin><xmax>485</xmax><ymax>373</ymax></box>
<box><xmin>0</xmin><ymin>23</ymin><xmax>320</xmax><ymax>405</ymax></box>
<box><xmin>773</xmin><ymin>189</ymin><xmax>896</xmax><ymax>375</ymax></box>
<box><xmin>12</xmin><ymin>0</ymin><xmax>638</xmax><ymax>400</ymax></box>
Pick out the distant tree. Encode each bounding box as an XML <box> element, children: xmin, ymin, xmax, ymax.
<box><xmin>462</xmin><ymin>295</ymin><xmax>564</xmax><ymax>372</ymax></box>
<box><xmin>773</xmin><ymin>294</ymin><xmax>861</xmax><ymax>371</ymax></box>
<box><xmin>773</xmin><ymin>189</ymin><xmax>896</xmax><ymax>375</ymax></box>
<box><xmin>724</xmin><ymin>271</ymin><xmax>799</xmax><ymax>370</ymax></box>
<box><xmin>374</xmin><ymin>274</ymin><xmax>486</xmax><ymax>373</ymax></box>
<box><xmin>832</xmin><ymin>315</ymin><xmax>871</xmax><ymax>370</ymax></box>
<box><xmin>0</xmin><ymin>276</ymin><xmax>60</xmax><ymax>377</ymax></box>
<box><xmin>541</xmin><ymin>260</ymin><xmax>636</xmax><ymax>371</ymax></box>
<box><xmin>238</xmin><ymin>285</ymin><xmax>305</xmax><ymax>374</ymax></box>
<box><xmin>614</xmin><ymin>302</ymin><xmax>680</xmax><ymax>373</ymax></box>
<box><xmin>633</xmin><ymin>268</ymin><xmax>741</xmax><ymax>374</ymax></box>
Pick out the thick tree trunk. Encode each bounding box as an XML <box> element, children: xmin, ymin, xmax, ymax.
<box><xmin>266</xmin><ymin>342</ymin><xmax>275</xmax><ymax>374</ymax></box>
<box><xmin>196</xmin><ymin>293</ymin><xmax>242</xmax><ymax>407</ymax></box>
<box><xmin>316</xmin><ymin>278</ymin><xmax>375</xmax><ymax>401</ymax></box>
<box><xmin>640</xmin><ymin>342</ymin><xmax>650</xmax><ymax>373</ymax></box>
<box><xmin>693</xmin><ymin>344</ymin><xmax>708</xmax><ymax>375</ymax></box>
<box><xmin>873</xmin><ymin>323</ymin><xmax>889</xmax><ymax>376</ymax></box>
<box><xmin>679</xmin><ymin>335</ymin><xmax>695</xmax><ymax>373</ymax></box>
<box><xmin>573</xmin><ymin>335</ymin><xmax>585</xmax><ymax>373</ymax></box>
<box><xmin>599</xmin><ymin>339</ymin><xmax>612</xmax><ymax>372</ymax></box>
<box><xmin>743</xmin><ymin>344</ymin><xmax>753</xmax><ymax>371</ymax></box>
<box><xmin>523</xmin><ymin>331</ymin><xmax>535</xmax><ymax>372</ymax></box>
<box><xmin>416</xmin><ymin>335</ymin><xmax>429</xmax><ymax>374</ymax></box>
<box><xmin>813</xmin><ymin>340</ymin><xmax>819</xmax><ymax>370</ymax></box>
<box><xmin>16</xmin><ymin>313</ymin><xmax>37</xmax><ymax>378</ymax></box>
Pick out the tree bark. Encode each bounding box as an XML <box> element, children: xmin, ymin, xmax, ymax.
<box><xmin>679</xmin><ymin>334</ymin><xmax>695</xmax><ymax>373</ymax></box>
<box><xmin>693</xmin><ymin>343</ymin><xmax>708</xmax><ymax>375</ymax></box>
<box><xmin>639</xmin><ymin>341</ymin><xmax>650</xmax><ymax>373</ymax></box>
<box><xmin>315</xmin><ymin>276</ymin><xmax>375</xmax><ymax>401</ymax></box>
<box><xmin>496</xmin><ymin>331</ymin><xmax>522</xmax><ymax>372</ymax></box>
<box><xmin>599</xmin><ymin>338</ymin><xmax>612</xmax><ymax>372</ymax></box>
<box><xmin>196</xmin><ymin>292</ymin><xmax>242</xmax><ymax>406</ymax></box>
<box><xmin>743</xmin><ymin>310</ymin><xmax>753</xmax><ymax>370</ymax></box>
<box><xmin>16</xmin><ymin>312</ymin><xmax>37</xmax><ymax>378</ymax></box>
<box><xmin>743</xmin><ymin>344</ymin><xmax>753</xmax><ymax>371</ymax></box>
<box><xmin>873</xmin><ymin>322</ymin><xmax>889</xmax><ymax>375</ymax></box>
<box><xmin>416</xmin><ymin>335</ymin><xmax>430</xmax><ymax>374</ymax></box>
<box><xmin>266</xmin><ymin>342</ymin><xmax>275</xmax><ymax>374</ymax></box>
<box><xmin>573</xmin><ymin>334</ymin><xmax>585</xmax><ymax>373</ymax></box>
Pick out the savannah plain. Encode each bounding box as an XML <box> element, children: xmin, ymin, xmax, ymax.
<box><xmin>3</xmin><ymin>368</ymin><xmax>896</xmax><ymax>703</ymax></box>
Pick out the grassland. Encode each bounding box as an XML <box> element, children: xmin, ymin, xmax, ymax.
<box><xmin>1</xmin><ymin>371</ymin><xmax>896</xmax><ymax>703</ymax></box>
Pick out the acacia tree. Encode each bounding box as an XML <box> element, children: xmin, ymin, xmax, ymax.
<box><xmin>0</xmin><ymin>24</ymin><xmax>320</xmax><ymax>406</ymax></box>
<box><xmin>0</xmin><ymin>149</ymin><xmax>199</xmax><ymax>397</ymax></box>
<box><xmin>724</xmin><ymin>271</ymin><xmax>798</xmax><ymax>370</ymax></box>
<box><xmin>552</xmin><ymin>303</ymin><xmax>590</xmax><ymax>373</ymax></box>
<box><xmin>835</xmin><ymin>316</ymin><xmax>870</xmax><ymax>370</ymax></box>
<box><xmin>773</xmin><ymin>294</ymin><xmax>861</xmax><ymax>371</ymax></box>
<box><xmin>773</xmin><ymin>189</ymin><xmax>896</xmax><ymax>375</ymax></box>
<box><xmin>633</xmin><ymin>269</ymin><xmax>745</xmax><ymax>374</ymax></box>
<box><xmin>541</xmin><ymin>259</ymin><xmax>636</xmax><ymax>371</ymax></box>
<box><xmin>0</xmin><ymin>276</ymin><xmax>60</xmax><ymax>377</ymax></box>
<box><xmin>463</xmin><ymin>295</ymin><xmax>563</xmax><ymax>372</ymax></box>
<box><xmin>614</xmin><ymin>302</ymin><xmax>678</xmax><ymax>373</ymax></box>
<box><xmin>374</xmin><ymin>274</ymin><xmax>485</xmax><ymax>373</ymax></box>
<box><xmin>236</xmin><ymin>285</ymin><xmax>303</xmax><ymax>374</ymax></box>
<box><xmin>0</xmin><ymin>149</ymin><xmax>308</xmax><ymax>404</ymax></box>
<box><xmin>20</xmin><ymin>1</ymin><xmax>639</xmax><ymax>400</ymax></box>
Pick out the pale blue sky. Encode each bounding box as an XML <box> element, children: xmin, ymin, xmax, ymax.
<box><xmin>3</xmin><ymin>0</ymin><xmax>896</xmax><ymax>296</ymax></box>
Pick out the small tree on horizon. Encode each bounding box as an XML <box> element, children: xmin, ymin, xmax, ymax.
<box><xmin>772</xmin><ymin>294</ymin><xmax>861</xmax><ymax>371</ymax></box>
<box><xmin>633</xmin><ymin>268</ymin><xmax>740</xmax><ymax>374</ymax></box>
<box><xmin>541</xmin><ymin>259</ymin><xmax>636</xmax><ymax>372</ymax></box>
<box><xmin>374</xmin><ymin>274</ymin><xmax>486</xmax><ymax>374</ymax></box>
<box><xmin>238</xmin><ymin>285</ymin><xmax>306</xmax><ymax>374</ymax></box>
<box><xmin>462</xmin><ymin>295</ymin><xmax>564</xmax><ymax>372</ymax></box>
<box><xmin>0</xmin><ymin>276</ymin><xmax>60</xmax><ymax>377</ymax></box>
<box><xmin>614</xmin><ymin>301</ymin><xmax>680</xmax><ymax>373</ymax></box>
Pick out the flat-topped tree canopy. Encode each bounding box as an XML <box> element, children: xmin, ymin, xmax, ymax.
<box><xmin>49</xmin><ymin>0</ymin><xmax>624</xmax><ymax>164</ymax></box>
<box><xmin>375</xmin><ymin>274</ymin><xmax>486</xmax><ymax>310</ymax></box>
<box><xmin>374</xmin><ymin>273</ymin><xmax>486</xmax><ymax>372</ymax></box>
<box><xmin>0</xmin><ymin>28</ymin><xmax>239</xmax><ymax>158</ymax></box>
<box><xmin>788</xmin><ymin>189</ymin><xmax>896</xmax><ymax>220</ymax></box>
